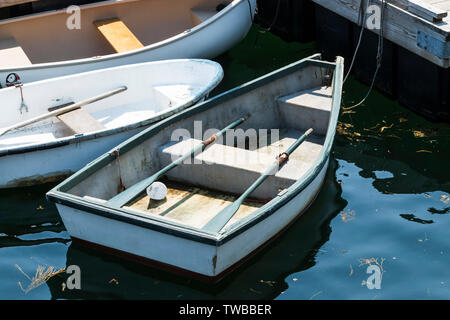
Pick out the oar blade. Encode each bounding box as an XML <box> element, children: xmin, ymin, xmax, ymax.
<box><xmin>202</xmin><ymin>201</ymin><xmax>242</xmax><ymax>233</ymax></box>
<box><xmin>201</xmin><ymin>127</ymin><xmax>314</xmax><ymax>234</ymax></box>
<box><xmin>107</xmin><ymin>174</ymin><xmax>158</xmax><ymax>207</ymax></box>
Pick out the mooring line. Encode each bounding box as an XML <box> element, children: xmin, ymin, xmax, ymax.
<box><xmin>343</xmin><ymin>0</ymin><xmax>387</xmax><ymax>110</ymax></box>
<box><xmin>266</xmin><ymin>0</ymin><xmax>281</xmax><ymax>32</ymax></box>
<box><xmin>343</xmin><ymin>0</ymin><xmax>370</xmax><ymax>84</ymax></box>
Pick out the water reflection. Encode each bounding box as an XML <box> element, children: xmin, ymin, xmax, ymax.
<box><xmin>46</xmin><ymin>159</ymin><xmax>346</xmax><ymax>300</ymax></box>
<box><xmin>337</xmin><ymin>79</ymin><xmax>450</xmax><ymax>196</ymax></box>
<box><xmin>0</xmin><ymin>184</ymin><xmax>69</xmax><ymax>247</ymax></box>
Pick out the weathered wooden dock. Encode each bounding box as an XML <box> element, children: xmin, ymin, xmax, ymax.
<box><xmin>314</xmin><ymin>0</ymin><xmax>449</xmax><ymax>68</ymax></box>
<box><xmin>257</xmin><ymin>0</ymin><xmax>450</xmax><ymax>122</ymax></box>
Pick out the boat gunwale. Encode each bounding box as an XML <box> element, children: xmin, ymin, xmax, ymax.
<box><xmin>0</xmin><ymin>0</ymin><xmax>253</xmax><ymax>72</ymax></box>
<box><xmin>0</xmin><ymin>59</ymin><xmax>224</xmax><ymax>157</ymax></box>
<box><xmin>46</xmin><ymin>54</ymin><xmax>344</xmax><ymax>246</ymax></box>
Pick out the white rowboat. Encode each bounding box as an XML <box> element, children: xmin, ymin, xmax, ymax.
<box><xmin>47</xmin><ymin>54</ymin><xmax>344</xmax><ymax>281</ymax></box>
<box><xmin>0</xmin><ymin>0</ymin><xmax>255</xmax><ymax>84</ymax></box>
<box><xmin>0</xmin><ymin>59</ymin><xmax>223</xmax><ymax>188</ymax></box>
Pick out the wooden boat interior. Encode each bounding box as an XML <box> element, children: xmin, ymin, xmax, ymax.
<box><xmin>0</xmin><ymin>61</ymin><xmax>220</xmax><ymax>149</ymax></box>
<box><xmin>0</xmin><ymin>0</ymin><xmax>233</xmax><ymax>68</ymax></box>
<box><xmin>63</xmin><ymin>60</ymin><xmax>338</xmax><ymax>231</ymax></box>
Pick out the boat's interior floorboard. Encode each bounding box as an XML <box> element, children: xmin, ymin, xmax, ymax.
<box><xmin>0</xmin><ymin>37</ymin><xmax>32</xmax><ymax>68</ymax></box>
<box><xmin>123</xmin><ymin>180</ymin><xmax>264</xmax><ymax>229</ymax></box>
<box><xmin>122</xmin><ymin>128</ymin><xmax>324</xmax><ymax>228</ymax></box>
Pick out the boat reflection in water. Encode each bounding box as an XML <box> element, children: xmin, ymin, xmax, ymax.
<box><xmin>0</xmin><ymin>183</ymin><xmax>69</xmax><ymax>249</ymax></box>
<box><xmin>47</xmin><ymin>158</ymin><xmax>346</xmax><ymax>299</ymax></box>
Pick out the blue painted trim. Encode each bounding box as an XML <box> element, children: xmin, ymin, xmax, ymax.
<box><xmin>417</xmin><ymin>30</ymin><xmax>450</xmax><ymax>59</ymax></box>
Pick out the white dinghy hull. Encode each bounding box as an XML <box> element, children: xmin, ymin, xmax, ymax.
<box><xmin>0</xmin><ymin>0</ymin><xmax>255</xmax><ymax>84</ymax></box>
<box><xmin>47</xmin><ymin>55</ymin><xmax>344</xmax><ymax>281</ymax></box>
<box><xmin>0</xmin><ymin>59</ymin><xmax>223</xmax><ymax>188</ymax></box>
<box><xmin>54</xmin><ymin>160</ymin><xmax>329</xmax><ymax>278</ymax></box>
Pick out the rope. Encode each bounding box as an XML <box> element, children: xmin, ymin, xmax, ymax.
<box><xmin>343</xmin><ymin>0</ymin><xmax>369</xmax><ymax>84</ymax></box>
<box><xmin>343</xmin><ymin>0</ymin><xmax>387</xmax><ymax>110</ymax></box>
<box><xmin>247</xmin><ymin>0</ymin><xmax>255</xmax><ymax>23</ymax></box>
<box><xmin>266</xmin><ymin>0</ymin><xmax>281</xmax><ymax>32</ymax></box>
<box><xmin>16</xmin><ymin>84</ymin><xmax>28</xmax><ymax>114</ymax></box>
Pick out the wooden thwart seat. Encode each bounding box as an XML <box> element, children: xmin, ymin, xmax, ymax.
<box><xmin>57</xmin><ymin>108</ymin><xmax>105</xmax><ymax>134</ymax></box>
<box><xmin>158</xmin><ymin>132</ymin><xmax>323</xmax><ymax>199</ymax></box>
<box><xmin>277</xmin><ymin>86</ymin><xmax>332</xmax><ymax>136</ymax></box>
<box><xmin>0</xmin><ymin>37</ymin><xmax>32</xmax><ymax>68</ymax></box>
<box><xmin>94</xmin><ymin>18</ymin><xmax>144</xmax><ymax>53</ymax></box>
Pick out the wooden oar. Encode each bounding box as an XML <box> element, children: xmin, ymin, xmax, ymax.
<box><xmin>0</xmin><ymin>86</ymin><xmax>128</xmax><ymax>137</ymax></box>
<box><xmin>202</xmin><ymin>128</ymin><xmax>314</xmax><ymax>233</ymax></box>
<box><xmin>107</xmin><ymin>116</ymin><xmax>248</xmax><ymax>208</ymax></box>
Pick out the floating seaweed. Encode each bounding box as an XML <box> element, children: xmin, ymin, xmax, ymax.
<box><xmin>15</xmin><ymin>264</ymin><xmax>65</xmax><ymax>294</ymax></box>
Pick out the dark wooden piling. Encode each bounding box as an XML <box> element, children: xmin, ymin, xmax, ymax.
<box><xmin>314</xmin><ymin>5</ymin><xmax>353</xmax><ymax>69</ymax></box>
<box><xmin>351</xmin><ymin>25</ymin><xmax>397</xmax><ymax>99</ymax></box>
<box><xmin>256</xmin><ymin>0</ymin><xmax>315</xmax><ymax>42</ymax></box>
<box><xmin>397</xmin><ymin>47</ymin><xmax>449</xmax><ymax>122</ymax></box>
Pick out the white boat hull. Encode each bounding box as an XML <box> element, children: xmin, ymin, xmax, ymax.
<box><xmin>0</xmin><ymin>0</ymin><xmax>256</xmax><ymax>84</ymax></box>
<box><xmin>54</xmin><ymin>160</ymin><xmax>329</xmax><ymax>278</ymax></box>
<box><xmin>0</xmin><ymin>127</ymin><xmax>142</xmax><ymax>188</ymax></box>
<box><xmin>0</xmin><ymin>59</ymin><xmax>223</xmax><ymax>188</ymax></box>
<box><xmin>47</xmin><ymin>55</ymin><xmax>344</xmax><ymax>281</ymax></box>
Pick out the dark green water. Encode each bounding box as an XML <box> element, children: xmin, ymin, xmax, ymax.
<box><xmin>1</xmin><ymin>25</ymin><xmax>449</xmax><ymax>300</ymax></box>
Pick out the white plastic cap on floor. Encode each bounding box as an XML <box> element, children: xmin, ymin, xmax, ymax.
<box><xmin>146</xmin><ymin>182</ymin><xmax>167</xmax><ymax>200</ymax></box>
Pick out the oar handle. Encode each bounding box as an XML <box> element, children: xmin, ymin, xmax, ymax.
<box><xmin>202</xmin><ymin>135</ymin><xmax>217</xmax><ymax>147</ymax></box>
<box><xmin>202</xmin><ymin>116</ymin><xmax>247</xmax><ymax>147</ymax></box>
<box><xmin>285</xmin><ymin>128</ymin><xmax>313</xmax><ymax>155</ymax></box>
<box><xmin>0</xmin><ymin>86</ymin><xmax>128</xmax><ymax>137</ymax></box>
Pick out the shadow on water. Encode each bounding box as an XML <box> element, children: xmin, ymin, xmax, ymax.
<box><xmin>336</xmin><ymin>77</ymin><xmax>450</xmax><ymax>196</ymax></box>
<box><xmin>46</xmin><ymin>159</ymin><xmax>347</xmax><ymax>300</ymax></box>
<box><xmin>0</xmin><ymin>183</ymin><xmax>69</xmax><ymax>248</ymax></box>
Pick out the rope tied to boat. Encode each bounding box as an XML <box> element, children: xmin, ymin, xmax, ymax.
<box><xmin>15</xmin><ymin>83</ymin><xmax>28</xmax><ymax>114</ymax></box>
<box><xmin>276</xmin><ymin>152</ymin><xmax>289</xmax><ymax>165</ymax></box>
<box><xmin>246</xmin><ymin>0</ymin><xmax>255</xmax><ymax>23</ymax></box>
